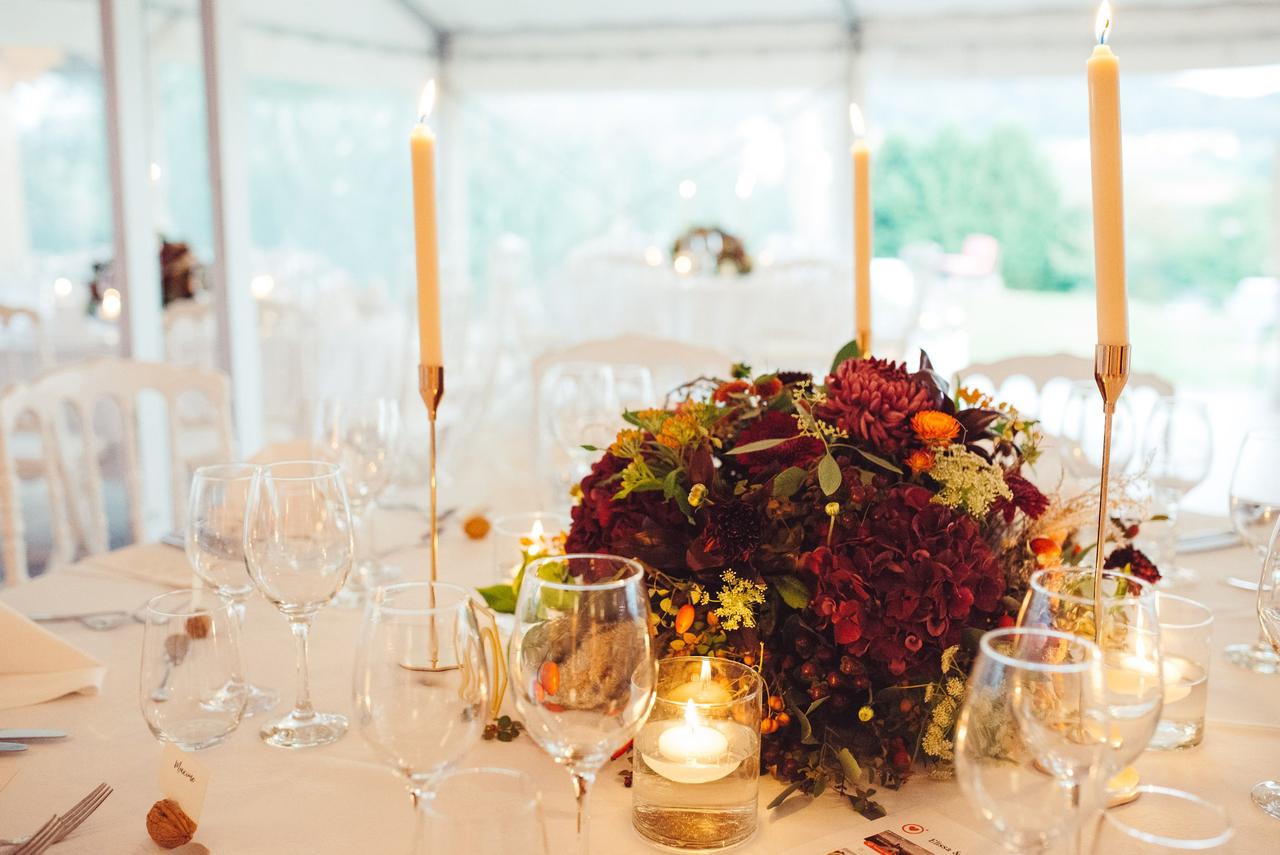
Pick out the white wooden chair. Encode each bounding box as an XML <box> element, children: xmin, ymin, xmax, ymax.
<box><xmin>533</xmin><ymin>334</ymin><xmax>733</xmax><ymax>404</ymax></box>
<box><xmin>0</xmin><ymin>358</ymin><xmax>234</xmax><ymax>585</ymax></box>
<box><xmin>0</xmin><ymin>305</ymin><xmax>52</xmax><ymax>382</ymax></box>
<box><xmin>957</xmin><ymin>353</ymin><xmax>1174</xmax><ymax>417</ymax></box>
<box><xmin>163</xmin><ymin>298</ymin><xmax>216</xmax><ymax>368</ymax></box>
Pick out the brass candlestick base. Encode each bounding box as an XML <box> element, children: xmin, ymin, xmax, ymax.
<box><xmin>856</xmin><ymin>329</ymin><xmax>871</xmax><ymax>357</ymax></box>
<box><xmin>419</xmin><ymin>365</ymin><xmax>444</xmax><ymax>585</ymax></box>
<box><xmin>1091</xmin><ymin>343</ymin><xmax>1130</xmax><ymax>642</ymax></box>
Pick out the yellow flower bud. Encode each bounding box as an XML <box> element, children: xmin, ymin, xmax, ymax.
<box><xmin>688</xmin><ymin>483</ymin><xmax>707</xmax><ymax>508</ymax></box>
<box><xmin>825</xmin><ymin>501</ymin><xmax>841</xmax><ymax>517</ymax></box>
<box><xmin>858</xmin><ymin>705</ymin><xmax>874</xmax><ymax>722</ymax></box>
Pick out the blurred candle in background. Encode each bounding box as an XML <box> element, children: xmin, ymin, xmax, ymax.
<box><xmin>1087</xmin><ymin>2</ymin><xmax>1129</xmax><ymax>346</ymax></box>
<box><xmin>850</xmin><ymin>103</ymin><xmax>872</xmax><ymax>348</ymax></box>
<box><xmin>411</xmin><ymin>79</ymin><xmax>443</xmax><ymax>366</ymax></box>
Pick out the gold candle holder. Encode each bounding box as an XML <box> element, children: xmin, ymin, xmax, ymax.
<box><xmin>419</xmin><ymin>364</ymin><xmax>444</xmax><ymax>584</ymax></box>
<box><xmin>856</xmin><ymin>329</ymin><xmax>871</xmax><ymax>358</ymax></box>
<box><xmin>1091</xmin><ymin>343</ymin><xmax>1130</xmax><ymax>643</ymax></box>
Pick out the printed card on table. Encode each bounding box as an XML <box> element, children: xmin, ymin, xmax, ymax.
<box><xmin>158</xmin><ymin>743</ymin><xmax>210</xmax><ymax>823</ymax></box>
<box><xmin>781</xmin><ymin>810</ymin><xmax>997</xmax><ymax>855</ymax></box>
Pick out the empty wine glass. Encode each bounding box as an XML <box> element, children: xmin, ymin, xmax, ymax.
<box><xmin>186</xmin><ymin>464</ymin><xmax>277</xmax><ymax>716</ymax></box>
<box><xmin>1020</xmin><ymin>568</ymin><xmax>1163</xmax><ymax>793</ymax></box>
<box><xmin>610</xmin><ymin>363</ymin><xmax>656</xmax><ymax>412</ymax></box>
<box><xmin>1093</xmin><ymin>785</ymin><xmax>1235</xmax><ymax>852</ymax></box>
<box><xmin>1058</xmin><ymin>381</ymin><xmax>1136</xmax><ymax>482</ymax></box>
<box><xmin>955</xmin><ymin>627</ymin><xmax>1110</xmax><ymax>854</ymax></box>
<box><xmin>509</xmin><ymin>554</ymin><xmax>657</xmax><ymax>855</ymax></box>
<box><xmin>1250</xmin><ymin>516</ymin><xmax>1280</xmax><ymax>819</ymax></box>
<box><xmin>1226</xmin><ymin>428</ymin><xmax>1280</xmax><ymax>673</ymax></box>
<box><xmin>313</xmin><ymin>398</ymin><xmax>401</xmax><ymax>601</ymax></box>
<box><xmin>354</xmin><ymin>581</ymin><xmax>488</xmax><ymax>852</ymax></box>
<box><xmin>540</xmin><ymin>363</ymin><xmax>619</xmax><ymax>503</ymax></box>
<box><xmin>244</xmin><ymin>460</ymin><xmax>353</xmax><ymax>748</ymax></box>
<box><xmin>1139</xmin><ymin>397</ymin><xmax>1213</xmax><ymax>585</ymax></box>
<box><xmin>422</xmin><ymin>768</ymin><xmax>549</xmax><ymax>855</ymax></box>
<box><xmin>140</xmin><ymin>589</ymin><xmax>245</xmax><ymax>750</ymax></box>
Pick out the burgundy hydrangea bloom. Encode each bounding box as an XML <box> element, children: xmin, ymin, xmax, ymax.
<box><xmin>802</xmin><ymin>484</ymin><xmax>1004</xmax><ymax>677</ymax></box>
<box><xmin>732</xmin><ymin>410</ymin><xmax>824</xmax><ymax>476</ymax></box>
<box><xmin>818</xmin><ymin>358</ymin><xmax>943</xmax><ymax>456</ymax></box>
<box><xmin>993</xmin><ymin>470</ymin><xmax>1050</xmax><ymax>522</ymax></box>
<box><xmin>702</xmin><ymin>500</ymin><xmax>763</xmax><ymax>566</ymax></box>
<box><xmin>1104</xmin><ymin>546</ymin><xmax>1161</xmax><ymax>585</ymax></box>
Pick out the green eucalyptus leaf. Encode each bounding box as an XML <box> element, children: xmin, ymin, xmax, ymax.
<box><xmin>853</xmin><ymin>448</ymin><xmax>903</xmax><ymax>475</ymax></box>
<box><xmin>836</xmin><ymin>747</ymin><xmax>862</xmax><ymax>786</ymax></box>
<box><xmin>829</xmin><ymin>339</ymin><xmax>863</xmax><ymax>374</ymax></box>
<box><xmin>476</xmin><ymin>583</ymin><xmax>517</xmax><ymax>614</ymax></box>
<box><xmin>772</xmin><ymin>466</ymin><xmax>808</xmax><ymax>498</ymax></box>
<box><xmin>818</xmin><ymin>453</ymin><xmax>842</xmax><ymax>496</ymax></box>
<box><xmin>726</xmin><ymin>436</ymin><xmax>794</xmax><ymax>456</ymax></box>
<box><xmin>804</xmin><ymin>695</ymin><xmax>829</xmax><ymax>717</ymax></box>
<box><xmin>773</xmin><ymin>574</ymin><xmax>812</xmax><ymax>610</ymax></box>
<box><xmin>766</xmin><ymin>779</ymin><xmax>807</xmax><ymax>810</ymax></box>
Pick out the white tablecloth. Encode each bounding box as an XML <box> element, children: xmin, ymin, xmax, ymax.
<box><xmin>0</xmin><ymin>512</ymin><xmax>1276</xmax><ymax>853</ymax></box>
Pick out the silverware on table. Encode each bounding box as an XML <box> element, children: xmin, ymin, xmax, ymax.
<box><xmin>28</xmin><ymin>610</ymin><xmax>133</xmax><ymax>631</ymax></box>
<box><xmin>1226</xmin><ymin>576</ymin><xmax>1273</xmax><ymax>593</ymax></box>
<box><xmin>0</xmin><ymin>743</ymin><xmax>26</xmax><ymax>753</ymax></box>
<box><xmin>1</xmin><ymin>783</ymin><xmax>112</xmax><ymax>852</ymax></box>
<box><xmin>1177</xmin><ymin>529</ymin><xmax>1242</xmax><ymax>554</ymax></box>
<box><xmin>0</xmin><ymin>730</ymin><xmax>65</xmax><ymax>742</ymax></box>
<box><xmin>159</xmin><ymin>532</ymin><xmax>185</xmax><ymax>549</ymax></box>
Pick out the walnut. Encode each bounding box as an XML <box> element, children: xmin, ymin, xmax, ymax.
<box><xmin>184</xmin><ymin>614</ymin><xmax>211</xmax><ymax>639</ymax></box>
<box><xmin>146</xmin><ymin>799</ymin><xmax>196</xmax><ymax>849</ymax></box>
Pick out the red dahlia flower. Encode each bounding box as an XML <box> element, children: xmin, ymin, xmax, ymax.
<box><xmin>1104</xmin><ymin>546</ymin><xmax>1161</xmax><ymax>585</ymax></box>
<box><xmin>818</xmin><ymin>358</ymin><xmax>944</xmax><ymax>456</ymax></box>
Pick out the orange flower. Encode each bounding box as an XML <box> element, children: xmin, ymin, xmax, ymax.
<box><xmin>1030</xmin><ymin>536</ymin><xmax>1062</xmax><ymax>567</ymax></box>
<box><xmin>713</xmin><ymin>379</ymin><xmax>750</xmax><ymax>403</ymax></box>
<box><xmin>911</xmin><ymin>410</ymin><xmax>961</xmax><ymax>447</ymax></box>
<box><xmin>906</xmin><ymin>449</ymin><xmax>935</xmax><ymax>475</ymax></box>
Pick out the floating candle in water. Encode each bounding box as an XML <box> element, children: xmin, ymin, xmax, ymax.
<box><xmin>656</xmin><ymin>700</ymin><xmax>729</xmax><ymax>767</ymax></box>
<box><xmin>667</xmin><ymin>659</ymin><xmax>733</xmax><ymax>705</ymax></box>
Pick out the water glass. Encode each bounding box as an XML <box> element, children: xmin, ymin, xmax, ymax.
<box><xmin>1250</xmin><ymin>516</ymin><xmax>1280</xmax><ymax>819</ymax></box>
<box><xmin>140</xmin><ymin>589</ymin><xmax>244</xmax><ymax>750</ymax></box>
<box><xmin>1149</xmin><ymin>593</ymin><xmax>1213</xmax><ymax>751</ymax></box>
<box><xmin>955</xmin><ymin>627</ymin><xmax>1110</xmax><ymax>854</ymax></box>
<box><xmin>1226</xmin><ymin>427</ymin><xmax>1280</xmax><ymax>673</ymax></box>
<box><xmin>354</xmin><ymin>582</ymin><xmax>488</xmax><ymax>852</ymax></box>
<box><xmin>1058</xmin><ymin>381</ymin><xmax>1136</xmax><ymax>482</ymax></box>
<box><xmin>509</xmin><ymin>554</ymin><xmax>657</xmax><ymax>855</ymax></box>
<box><xmin>1091</xmin><ymin>786</ymin><xmax>1234</xmax><ymax>852</ymax></box>
<box><xmin>244</xmin><ymin>460</ymin><xmax>354</xmax><ymax>748</ymax></box>
<box><xmin>1140</xmin><ymin>397</ymin><xmax>1213</xmax><ymax>585</ymax></box>
<box><xmin>187</xmin><ymin>463</ymin><xmax>277</xmax><ymax>716</ymax></box>
<box><xmin>422</xmin><ymin>768</ymin><xmax>548</xmax><ymax>855</ymax></box>
<box><xmin>491</xmin><ymin>512</ymin><xmax>569</xmax><ymax>584</ymax></box>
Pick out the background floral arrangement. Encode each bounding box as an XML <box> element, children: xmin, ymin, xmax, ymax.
<box><xmin>564</xmin><ymin>343</ymin><xmax>1157</xmax><ymax>815</ymax></box>
<box><xmin>671</xmin><ymin>225</ymin><xmax>752</xmax><ymax>275</ymax></box>
<box><xmin>89</xmin><ymin>236</ymin><xmax>204</xmax><ymax>314</ymax></box>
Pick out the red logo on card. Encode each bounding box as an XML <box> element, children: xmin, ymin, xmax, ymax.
<box><xmin>901</xmin><ymin>823</ymin><xmax>925</xmax><ymax>835</ymax></box>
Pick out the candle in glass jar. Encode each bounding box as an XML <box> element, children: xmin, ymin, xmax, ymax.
<box><xmin>666</xmin><ymin>659</ymin><xmax>733</xmax><ymax>705</ymax></box>
<box><xmin>657</xmin><ymin>700</ymin><xmax>729</xmax><ymax>767</ymax></box>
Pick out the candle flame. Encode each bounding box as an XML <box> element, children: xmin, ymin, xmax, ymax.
<box><xmin>418</xmin><ymin>79</ymin><xmax>436</xmax><ymax>122</ymax></box>
<box><xmin>683</xmin><ymin>698</ymin><xmax>699</xmax><ymax>728</ymax></box>
<box><xmin>530</xmin><ymin>519</ymin><xmax>544</xmax><ymax>540</ymax></box>
<box><xmin>1095</xmin><ymin>1</ymin><xmax>1113</xmax><ymax>45</ymax></box>
<box><xmin>699</xmin><ymin>659</ymin><xmax>712</xmax><ymax>683</ymax></box>
<box><xmin>848</xmin><ymin>102</ymin><xmax>866</xmax><ymax>138</ymax></box>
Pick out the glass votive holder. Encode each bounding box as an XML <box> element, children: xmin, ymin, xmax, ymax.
<box><xmin>490</xmin><ymin>512</ymin><xmax>569</xmax><ymax>584</ymax></box>
<box><xmin>1150</xmin><ymin>593</ymin><xmax>1213</xmax><ymax>751</ymax></box>
<box><xmin>632</xmin><ymin>656</ymin><xmax>762</xmax><ymax>852</ymax></box>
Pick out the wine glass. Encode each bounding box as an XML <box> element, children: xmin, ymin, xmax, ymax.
<box><xmin>610</xmin><ymin>364</ymin><xmax>656</xmax><ymax>412</ymax></box>
<box><xmin>540</xmin><ymin>363</ymin><xmax>619</xmax><ymax>503</ymax></box>
<box><xmin>186</xmin><ymin>464</ymin><xmax>277</xmax><ymax>716</ymax></box>
<box><xmin>140</xmin><ymin>589</ymin><xmax>245</xmax><ymax>750</ymax></box>
<box><xmin>353</xmin><ymin>581</ymin><xmax>488</xmax><ymax>852</ymax></box>
<box><xmin>955</xmin><ymin>627</ymin><xmax>1111</xmax><ymax>854</ymax></box>
<box><xmin>1057</xmin><ymin>381</ymin><xmax>1136</xmax><ymax>482</ymax></box>
<box><xmin>1250</xmin><ymin>516</ymin><xmax>1280</xmax><ymax>819</ymax></box>
<box><xmin>1093</xmin><ymin>785</ymin><xmax>1235</xmax><ymax>852</ymax></box>
<box><xmin>1020</xmin><ymin>568</ymin><xmax>1163</xmax><ymax>789</ymax></box>
<box><xmin>1226</xmin><ymin>428</ymin><xmax>1280</xmax><ymax>673</ymax></box>
<box><xmin>421</xmin><ymin>768</ymin><xmax>549</xmax><ymax>855</ymax></box>
<box><xmin>509</xmin><ymin>554</ymin><xmax>657</xmax><ymax>855</ymax></box>
<box><xmin>313</xmin><ymin>398</ymin><xmax>401</xmax><ymax>601</ymax></box>
<box><xmin>244</xmin><ymin>460</ymin><xmax>354</xmax><ymax>748</ymax></box>
<box><xmin>1139</xmin><ymin>397</ymin><xmax>1214</xmax><ymax>585</ymax></box>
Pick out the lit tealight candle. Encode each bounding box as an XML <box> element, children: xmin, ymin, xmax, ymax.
<box><xmin>667</xmin><ymin>659</ymin><xmax>733</xmax><ymax>705</ymax></box>
<box><xmin>658</xmin><ymin>700</ymin><xmax>729</xmax><ymax>768</ymax></box>
<box><xmin>100</xmin><ymin>288</ymin><xmax>122</xmax><ymax>321</ymax></box>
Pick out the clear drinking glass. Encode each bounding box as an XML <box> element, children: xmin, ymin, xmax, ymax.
<box><xmin>1058</xmin><ymin>381</ymin><xmax>1136</xmax><ymax>482</ymax></box>
<box><xmin>244</xmin><ymin>460</ymin><xmax>354</xmax><ymax>748</ymax></box>
<box><xmin>353</xmin><ymin>582</ymin><xmax>488</xmax><ymax>853</ymax></box>
<box><xmin>1140</xmin><ymin>398</ymin><xmax>1213</xmax><ymax>585</ymax></box>
<box><xmin>540</xmin><ymin>363</ymin><xmax>620</xmax><ymax>501</ymax></box>
<box><xmin>186</xmin><ymin>464</ymin><xmax>277</xmax><ymax>716</ymax></box>
<box><xmin>1250</xmin><ymin>516</ymin><xmax>1280</xmax><ymax>819</ymax></box>
<box><xmin>955</xmin><ymin>627</ymin><xmax>1111</xmax><ymax>854</ymax></box>
<box><xmin>140</xmin><ymin>589</ymin><xmax>245</xmax><ymax>750</ymax></box>
<box><xmin>1226</xmin><ymin>427</ymin><xmax>1280</xmax><ymax>673</ymax></box>
<box><xmin>1149</xmin><ymin>593</ymin><xmax>1213</xmax><ymax>751</ymax></box>
<box><xmin>1092</xmin><ymin>786</ymin><xmax>1235</xmax><ymax>852</ymax></box>
<box><xmin>1020</xmin><ymin>569</ymin><xmax>1163</xmax><ymax>783</ymax></box>
<box><xmin>421</xmin><ymin>768</ymin><xmax>549</xmax><ymax>855</ymax></box>
<box><xmin>491</xmin><ymin>512</ymin><xmax>569</xmax><ymax>584</ymax></box>
<box><xmin>509</xmin><ymin>554</ymin><xmax>657</xmax><ymax>855</ymax></box>
<box><xmin>313</xmin><ymin>398</ymin><xmax>401</xmax><ymax>601</ymax></box>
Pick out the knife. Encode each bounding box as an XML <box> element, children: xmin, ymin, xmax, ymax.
<box><xmin>0</xmin><ymin>729</ymin><xmax>67</xmax><ymax>741</ymax></box>
<box><xmin>0</xmin><ymin>742</ymin><xmax>27</xmax><ymax>752</ymax></box>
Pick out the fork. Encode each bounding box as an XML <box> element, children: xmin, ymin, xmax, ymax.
<box><xmin>2</xmin><ymin>783</ymin><xmax>113</xmax><ymax>851</ymax></box>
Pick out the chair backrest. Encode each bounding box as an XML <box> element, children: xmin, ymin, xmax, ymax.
<box><xmin>0</xmin><ymin>357</ymin><xmax>234</xmax><ymax>584</ymax></box>
<box><xmin>532</xmin><ymin>334</ymin><xmax>734</xmax><ymax>404</ymax></box>
<box><xmin>162</xmin><ymin>299</ymin><xmax>216</xmax><ymax>368</ymax></box>
<box><xmin>0</xmin><ymin>305</ymin><xmax>52</xmax><ymax>382</ymax></box>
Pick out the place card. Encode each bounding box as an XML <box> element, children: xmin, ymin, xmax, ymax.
<box><xmin>158</xmin><ymin>743</ymin><xmax>210</xmax><ymax>823</ymax></box>
<box><xmin>781</xmin><ymin>809</ymin><xmax>996</xmax><ymax>855</ymax></box>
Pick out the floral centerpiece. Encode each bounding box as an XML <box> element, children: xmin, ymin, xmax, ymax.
<box><xmin>671</xmin><ymin>226</ymin><xmax>752</xmax><ymax>276</ymax></box>
<box><xmin>561</xmin><ymin>343</ymin><xmax>1157</xmax><ymax>815</ymax></box>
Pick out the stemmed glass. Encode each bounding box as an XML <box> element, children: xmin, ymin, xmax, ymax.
<box><xmin>421</xmin><ymin>768</ymin><xmax>549</xmax><ymax>855</ymax></box>
<box><xmin>1226</xmin><ymin>427</ymin><xmax>1280</xmax><ymax>673</ymax></box>
<box><xmin>353</xmin><ymin>582</ymin><xmax>488</xmax><ymax>852</ymax></box>
<box><xmin>1139</xmin><ymin>397</ymin><xmax>1214</xmax><ymax>585</ymax></box>
<box><xmin>1250</xmin><ymin>516</ymin><xmax>1280</xmax><ymax>819</ymax></box>
<box><xmin>1093</xmin><ymin>786</ymin><xmax>1235</xmax><ymax>852</ymax></box>
<box><xmin>509</xmin><ymin>554</ymin><xmax>657</xmax><ymax>855</ymax></box>
<box><xmin>186</xmin><ymin>464</ymin><xmax>277</xmax><ymax>716</ymax></box>
<box><xmin>1020</xmin><ymin>569</ymin><xmax>1163</xmax><ymax>795</ymax></box>
<box><xmin>541</xmin><ymin>363</ymin><xmax>620</xmax><ymax>502</ymax></box>
<box><xmin>244</xmin><ymin>460</ymin><xmax>354</xmax><ymax>748</ymax></box>
<box><xmin>1058</xmin><ymin>381</ymin><xmax>1136</xmax><ymax>482</ymax></box>
<box><xmin>140</xmin><ymin>589</ymin><xmax>245</xmax><ymax>750</ymax></box>
<box><xmin>313</xmin><ymin>398</ymin><xmax>401</xmax><ymax>601</ymax></box>
<box><xmin>955</xmin><ymin>627</ymin><xmax>1111</xmax><ymax>854</ymax></box>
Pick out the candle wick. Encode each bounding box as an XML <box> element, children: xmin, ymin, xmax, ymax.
<box><xmin>1099</xmin><ymin>20</ymin><xmax>1110</xmax><ymax>45</ymax></box>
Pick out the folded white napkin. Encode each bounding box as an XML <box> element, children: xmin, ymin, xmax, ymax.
<box><xmin>0</xmin><ymin>600</ymin><xmax>106</xmax><ymax>710</ymax></box>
